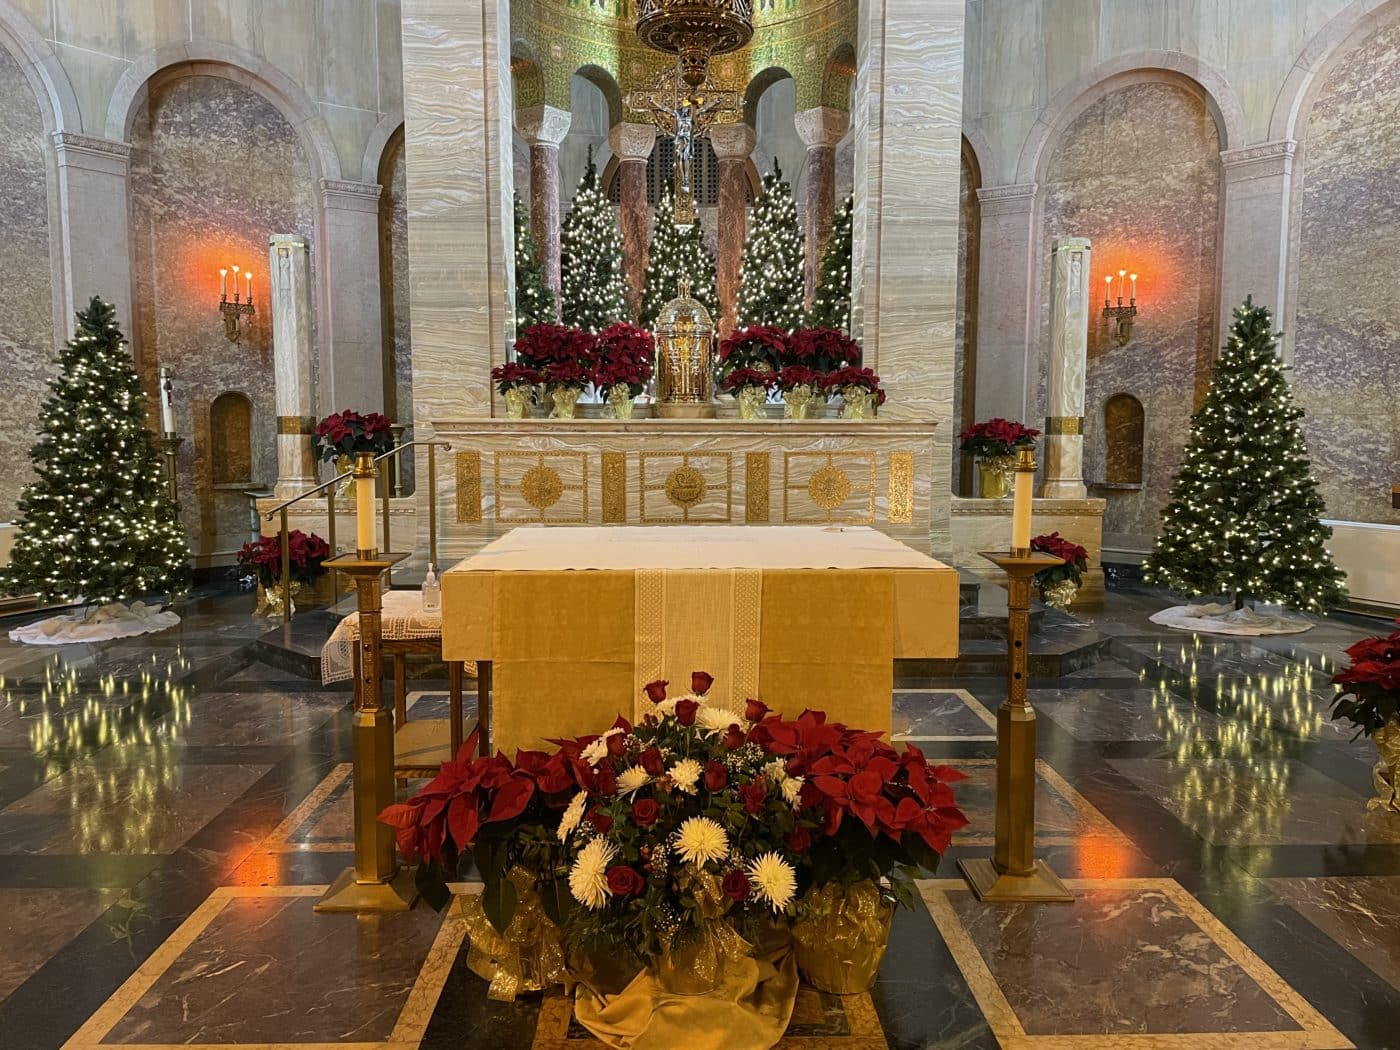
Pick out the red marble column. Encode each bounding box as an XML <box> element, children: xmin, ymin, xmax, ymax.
<box><xmin>517</xmin><ymin>105</ymin><xmax>571</xmax><ymax>316</ymax></box>
<box><xmin>609</xmin><ymin>123</ymin><xmax>656</xmax><ymax>322</ymax></box>
<box><xmin>710</xmin><ymin>123</ymin><xmax>756</xmax><ymax>338</ymax></box>
<box><xmin>795</xmin><ymin>107</ymin><xmax>850</xmax><ymax>309</ymax></box>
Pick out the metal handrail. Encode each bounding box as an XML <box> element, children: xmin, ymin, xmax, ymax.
<box><xmin>259</xmin><ymin>439</ymin><xmax>452</xmax><ymax>624</ymax></box>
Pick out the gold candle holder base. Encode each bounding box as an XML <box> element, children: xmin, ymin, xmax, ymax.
<box><xmin>958</xmin><ymin>858</ymin><xmax>1073</xmax><ymax>903</ymax></box>
<box><xmin>316</xmin><ymin>866</ymin><xmax>419</xmax><ymax>913</ymax></box>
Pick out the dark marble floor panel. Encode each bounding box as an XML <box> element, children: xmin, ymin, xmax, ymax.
<box><xmin>892</xmin><ymin>689</ymin><xmax>996</xmax><ymax>741</ymax></box>
<box><xmin>1030</xmin><ymin>684</ymin><xmax>1234</xmax><ymax>743</ymax></box>
<box><xmin>1269</xmin><ymin>876</ymin><xmax>1400</xmax><ymax>993</ymax></box>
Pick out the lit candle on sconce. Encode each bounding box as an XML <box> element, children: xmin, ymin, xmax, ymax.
<box><xmin>1130</xmin><ymin>273</ymin><xmax>1138</xmax><ymax>304</ymax></box>
<box><xmin>1103</xmin><ymin>266</ymin><xmax>1141</xmax><ymax>347</ymax></box>
<box><xmin>1104</xmin><ymin>274</ymin><xmax>1114</xmax><ymax>307</ymax></box>
<box><xmin>219</xmin><ymin>268</ymin><xmax>228</xmax><ymax>301</ymax></box>
<box><xmin>1117</xmin><ymin>269</ymin><xmax>1127</xmax><ymax>305</ymax></box>
<box><xmin>231</xmin><ymin>266</ymin><xmax>241</xmax><ymax>303</ymax></box>
<box><xmin>217</xmin><ymin>264</ymin><xmax>255</xmax><ymax>343</ymax></box>
<box><xmin>244</xmin><ymin>272</ymin><xmax>253</xmax><ymax>303</ymax></box>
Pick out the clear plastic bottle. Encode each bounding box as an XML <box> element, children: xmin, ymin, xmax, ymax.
<box><xmin>421</xmin><ymin>562</ymin><xmax>441</xmax><ymax>613</ymax></box>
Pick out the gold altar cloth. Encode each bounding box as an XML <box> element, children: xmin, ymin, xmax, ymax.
<box><xmin>441</xmin><ymin>526</ymin><xmax>959</xmax><ymax>753</ymax></box>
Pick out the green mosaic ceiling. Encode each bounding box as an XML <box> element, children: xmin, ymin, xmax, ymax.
<box><xmin>511</xmin><ymin>1</ymin><xmax>857</xmax><ymax>117</ymax></box>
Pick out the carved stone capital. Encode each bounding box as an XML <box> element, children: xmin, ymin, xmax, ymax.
<box><xmin>52</xmin><ymin>131</ymin><xmax>131</xmax><ymax>176</ymax></box>
<box><xmin>608</xmin><ymin>121</ymin><xmax>656</xmax><ymax>162</ymax></box>
<box><xmin>794</xmin><ymin>106</ymin><xmax>850</xmax><ymax>149</ymax></box>
<box><xmin>976</xmin><ymin>182</ymin><xmax>1037</xmax><ymax>212</ymax></box>
<box><xmin>1221</xmin><ymin>139</ymin><xmax>1296</xmax><ymax>182</ymax></box>
<box><xmin>516</xmin><ymin>104</ymin><xmax>571</xmax><ymax>147</ymax></box>
<box><xmin>709</xmin><ymin>122</ymin><xmax>756</xmax><ymax>160</ymax></box>
<box><xmin>319</xmin><ymin>178</ymin><xmax>383</xmax><ymax>213</ymax></box>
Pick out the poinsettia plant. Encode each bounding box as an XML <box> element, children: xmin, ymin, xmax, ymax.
<box><xmin>543</xmin><ymin>357</ymin><xmax>591</xmax><ymax>391</ymax></box>
<box><xmin>718</xmin><ymin>325</ymin><xmax>788</xmax><ymax>377</ymax></box>
<box><xmin>720</xmin><ymin>367</ymin><xmax>779</xmax><ymax>396</ymax></box>
<box><xmin>236</xmin><ymin>530</ymin><xmax>331</xmax><ymax>587</ymax></box>
<box><xmin>822</xmin><ymin>366</ymin><xmax>887</xmax><ymax>405</ymax></box>
<box><xmin>1330</xmin><ymin>625</ymin><xmax>1400</xmax><ymax>738</ymax></box>
<box><xmin>311</xmin><ymin>410</ymin><xmax>393</xmax><ymax>463</ymax></box>
<box><xmin>1030</xmin><ymin>532</ymin><xmax>1089</xmax><ymax>589</ymax></box>
<box><xmin>776</xmin><ymin>365</ymin><xmax>823</xmax><ymax>394</ymax></box>
<box><xmin>788</xmin><ymin>328</ymin><xmax>862</xmax><ymax>372</ymax></box>
<box><xmin>491</xmin><ymin>362</ymin><xmax>541</xmax><ymax>395</ymax></box>
<box><xmin>957</xmin><ymin>418</ymin><xmax>1039</xmax><ymax>460</ymax></box>
<box><xmin>593</xmin><ymin>323</ymin><xmax>655</xmax><ymax>397</ymax></box>
<box><xmin>513</xmin><ymin>323</ymin><xmax>598</xmax><ymax>369</ymax></box>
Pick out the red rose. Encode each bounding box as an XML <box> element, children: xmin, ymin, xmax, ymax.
<box><xmin>703</xmin><ymin>761</ymin><xmax>728</xmax><ymax>792</ymax></box>
<box><xmin>721</xmin><ymin>870</ymin><xmax>751</xmax><ymax>902</ymax></box>
<box><xmin>586</xmin><ymin>808</ymin><xmax>613</xmax><ymax>835</ymax></box>
<box><xmin>605</xmin><ymin>865</ymin><xmax>645</xmax><ymax>897</ymax></box>
<box><xmin>739</xmin><ymin>781</ymin><xmax>767</xmax><ymax>814</ymax></box>
<box><xmin>644</xmin><ymin>680</ymin><xmax>669</xmax><ymax>704</ymax></box>
<box><xmin>595</xmin><ymin>765</ymin><xmax>617</xmax><ymax>796</ymax></box>
<box><xmin>745</xmin><ymin>699</ymin><xmax>770</xmax><ymax>723</ymax></box>
<box><xmin>675</xmin><ymin>699</ymin><xmax>699</xmax><ymax>727</ymax></box>
<box><xmin>691</xmin><ymin>671</ymin><xmax>715</xmax><ymax>696</ymax></box>
<box><xmin>723</xmin><ymin>725</ymin><xmax>747</xmax><ymax>751</ymax></box>
<box><xmin>640</xmin><ymin>747</ymin><xmax>665</xmax><ymax>776</ymax></box>
<box><xmin>785</xmin><ymin>827</ymin><xmax>812</xmax><ymax>853</ymax></box>
<box><xmin>607</xmin><ymin>733</ymin><xmax>627</xmax><ymax>758</ymax></box>
<box><xmin>632</xmin><ymin>798</ymin><xmax>659</xmax><ymax>827</ymax></box>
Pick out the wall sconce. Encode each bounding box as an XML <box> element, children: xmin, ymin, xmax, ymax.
<box><xmin>1102</xmin><ymin>269</ymin><xmax>1138</xmax><ymax>346</ymax></box>
<box><xmin>219</xmin><ymin>265</ymin><xmax>255</xmax><ymax>343</ymax></box>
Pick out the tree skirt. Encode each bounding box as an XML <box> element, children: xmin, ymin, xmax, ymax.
<box><xmin>1149</xmin><ymin>601</ymin><xmax>1314</xmax><ymax>636</ymax></box>
<box><xmin>8</xmin><ymin>601</ymin><xmax>180</xmax><ymax>645</ymax></box>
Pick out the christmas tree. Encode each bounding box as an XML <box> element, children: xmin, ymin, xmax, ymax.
<box><xmin>1143</xmin><ymin>297</ymin><xmax>1346</xmax><ymax>613</ymax></box>
<box><xmin>1</xmin><ymin>297</ymin><xmax>190</xmax><ymax>604</ymax></box>
<box><xmin>807</xmin><ymin>194</ymin><xmax>853</xmax><ymax>331</ymax></box>
<box><xmin>640</xmin><ymin>186</ymin><xmax>718</xmax><ymax>328</ymax></box>
<box><xmin>514</xmin><ymin>192</ymin><xmax>555</xmax><ymax>327</ymax></box>
<box><xmin>559</xmin><ymin>147</ymin><xmax>629</xmax><ymax>332</ymax></box>
<box><xmin>737</xmin><ymin>159</ymin><xmax>806</xmax><ymax>330</ymax></box>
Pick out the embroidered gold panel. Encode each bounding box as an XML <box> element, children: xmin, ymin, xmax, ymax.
<box><xmin>495</xmin><ymin>451</ymin><xmax>588</xmax><ymax>524</ymax></box>
<box><xmin>456</xmin><ymin>451</ymin><xmax>482</xmax><ymax>523</ymax></box>
<box><xmin>640</xmin><ymin>452</ymin><xmax>733</xmax><ymax>523</ymax></box>
<box><xmin>601</xmin><ymin>452</ymin><xmax>627</xmax><ymax>523</ymax></box>
<box><xmin>745</xmin><ymin>452</ymin><xmax>771</xmax><ymax>523</ymax></box>
<box><xmin>783</xmin><ymin>451</ymin><xmax>875</xmax><ymax>524</ymax></box>
<box><xmin>888</xmin><ymin>452</ymin><xmax>915</xmax><ymax>525</ymax></box>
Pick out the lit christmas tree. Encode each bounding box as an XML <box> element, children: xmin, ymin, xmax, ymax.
<box><xmin>640</xmin><ymin>186</ymin><xmax>718</xmax><ymax>328</ymax></box>
<box><xmin>559</xmin><ymin>147</ymin><xmax>629</xmax><ymax>332</ymax></box>
<box><xmin>1</xmin><ymin>297</ymin><xmax>190</xmax><ymax>604</ymax></box>
<box><xmin>737</xmin><ymin>159</ymin><xmax>806</xmax><ymax>330</ymax></box>
<box><xmin>807</xmin><ymin>194</ymin><xmax>853</xmax><ymax>331</ymax></box>
<box><xmin>514</xmin><ymin>192</ymin><xmax>555</xmax><ymax>327</ymax></box>
<box><xmin>1143</xmin><ymin>297</ymin><xmax>1346</xmax><ymax>613</ymax></box>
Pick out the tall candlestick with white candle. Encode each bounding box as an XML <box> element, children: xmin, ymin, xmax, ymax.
<box><xmin>1117</xmin><ymin>269</ymin><xmax>1127</xmax><ymax>305</ymax></box>
<box><xmin>1010</xmin><ymin>447</ymin><xmax>1036</xmax><ymax>554</ymax></box>
<box><xmin>158</xmin><ymin>366</ymin><xmax>176</xmax><ymax>434</ymax></box>
<box><xmin>1104</xmin><ymin>274</ymin><xmax>1113</xmax><ymax>306</ymax></box>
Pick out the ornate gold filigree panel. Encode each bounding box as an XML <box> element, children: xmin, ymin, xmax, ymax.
<box><xmin>496</xmin><ymin>452</ymin><xmax>588</xmax><ymax>524</ymax></box>
<box><xmin>888</xmin><ymin>452</ymin><xmax>915</xmax><ymax>525</ymax></box>
<box><xmin>745</xmin><ymin>452</ymin><xmax>770</xmax><ymax>523</ymax></box>
<box><xmin>783</xmin><ymin>451</ymin><xmax>875</xmax><ymax>524</ymax></box>
<box><xmin>640</xmin><ymin>452</ymin><xmax>732</xmax><ymax>523</ymax></box>
<box><xmin>456</xmin><ymin>451</ymin><xmax>482</xmax><ymax>523</ymax></box>
<box><xmin>601</xmin><ymin>452</ymin><xmax>627</xmax><ymax>523</ymax></box>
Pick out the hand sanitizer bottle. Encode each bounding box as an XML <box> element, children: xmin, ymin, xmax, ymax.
<box><xmin>421</xmin><ymin>562</ymin><xmax>441</xmax><ymax>613</ymax></box>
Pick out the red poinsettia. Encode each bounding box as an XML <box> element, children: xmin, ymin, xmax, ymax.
<box><xmin>491</xmin><ymin>362</ymin><xmax>541</xmax><ymax>394</ymax></box>
<box><xmin>236</xmin><ymin>530</ymin><xmax>331</xmax><ymax>587</ymax></box>
<box><xmin>776</xmin><ymin>365</ymin><xmax>823</xmax><ymax>393</ymax></box>
<box><xmin>788</xmin><ymin>328</ymin><xmax>862</xmax><ymax>371</ymax></box>
<box><xmin>1031</xmin><ymin>532</ymin><xmax>1089</xmax><ymax>588</ymax></box>
<box><xmin>718</xmin><ymin>325</ymin><xmax>788</xmax><ymax>374</ymax></box>
<box><xmin>958</xmin><ymin>418</ymin><xmax>1039</xmax><ymax>459</ymax></box>
<box><xmin>311</xmin><ymin>410</ymin><xmax>393</xmax><ymax>463</ymax></box>
<box><xmin>513</xmin><ymin>323</ymin><xmax>598</xmax><ymax>369</ymax></box>
<box><xmin>720</xmin><ymin>367</ymin><xmax>778</xmax><ymax>395</ymax></box>
<box><xmin>1331</xmin><ymin>624</ymin><xmax>1400</xmax><ymax>737</ymax></box>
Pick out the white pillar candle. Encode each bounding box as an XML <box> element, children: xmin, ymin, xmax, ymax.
<box><xmin>1130</xmin><ymin>273</ymin><xmax>1138</xmax><ymax>302</ymax></box>
<box><xmin>356</xmin><ymin>470</ymin><xmax>376</xmax><ymax>555</ymax></box>
<box><xmin>245</xmin><ymin>272</ymin><xmax>253</xmax><ymax>302</ymax></box>
<box><xmin>1011</xmin><ymin>451</ymin><xmax>1035</xmax><ymax>553</ymax></box>
<box><xmin>219</xmin><ymin>268</ymin><xmax>228</xmax><ymax>299</ymax></box>
<box><xmin>231</xmin><ymin>265</ymin><xmax>240</xmax><ymax>302</ymax></box>
<box><xmin>158</xmin><ymin>366</ymin><xmax>175</xmax><ymax>433</ymax></box>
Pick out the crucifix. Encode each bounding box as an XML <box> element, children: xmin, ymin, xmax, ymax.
<box><xmin>627</xmin><ymin>65</ymin><xmax>741</xmax><ymax>223</ymax></box>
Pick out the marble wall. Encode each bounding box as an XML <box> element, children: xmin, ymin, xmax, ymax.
<box><xmin>953</xmin><ymin>146</ymin><xmax>980</xmax><ymax>496</ymax></box>
<box><xmin>381</xmin><ymin>134</ymin><xmax>415</xmax><ymax>493</ymax></box>
<box><xmin>0</xmin><ymin>43</ymin><xmax>55</xmax><ymax>522</ymax></box>
<box><xmin>1293</xmin><ymin>18</ymin><xmax>1400</xmax><ymax>527</ymax></box>
<box><xmin>128</xmin><ymin>75</ymin><xmax>317</xmax><ymax>562</ymax></box>
<box><xmin>1039</xmin><ymin>81</ymin><xmax>1222</xmax><ymax>552</ymax></box>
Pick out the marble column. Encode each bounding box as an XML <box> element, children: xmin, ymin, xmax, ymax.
<box><xmin>851</xmin><ymin>0</ymin><xmax>965</xmax><ymax>550</ymax></box>
<box><xmin>794</xmin><ymin>106</ymin><xmax>849</xmax><ymax>308</ymax></box>
<box><xmin>52</xmin><ymin>133</ymin><xmax>133</xmax><ymax>339</ymax></box>
<box><xmin>609</xmin><ymin>122</ymin><xmax>656</xmax><ymax>322</ymax></box>
<box><xmin>1041</xmin><ymin>237</ymin><xmax>1090</xmax><ymax>499</ymax></box>
<box><xmin>268</xmin><ymin>235</ymin><xmax>319</xmax><ymax>499</ymax></box>
<box><xmin>710</xmin><ymin>122</ymin><xmax>755</xmax><ymax>337</ymax></box>
<box><xmin>971</xmin><ymin>183</ymin><xmax>1038</xmax><ymax>424</ymax></box>
<box><xmin>518</xmin><ymin>105</ymin><xmax>571</xmax><ymax>314</ymax></box>
<box><xmin>1220</xmin><ymin>140</ymin><xmax>1295</xmax><ymax>354</ymax></box>
<box><xmin>319</xmin><ymin>179</ymin><xmax>386</xmax><ymax>416</ymax></box>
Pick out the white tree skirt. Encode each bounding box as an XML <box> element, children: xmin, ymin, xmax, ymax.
<box><xmin>8</xmin><ymin>601</ymin><xmax>180</xmax><ymax>646</ymax></box>
<box><xmin>1149</xmin><ymin>601</ymin><xmax>1314</xmax><ymax>636</ymax></box>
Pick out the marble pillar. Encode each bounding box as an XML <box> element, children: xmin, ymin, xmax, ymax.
<box><xmin>794</xmin><ymin>107</ymin><xmax>849</xmax><ymax>308</ymax></box>
<box><xmin>319</xmin><ymin>179</ymin><xmax>386</xmax><ymax>416</ymax></box>
<box><xmin>971</xmin><ymin>183</ymin><xmax>1037</xmax><ymax>424</ymax></box>
<box><xmin>609</xmin><ymin>122</ymin><xmax>656</xmax><ymax>322</ymax></box>
<box><xmin>53</xmin><ymin>133</ymin><xmax>133</xmax><ymax>339</ymax></box>
<box><xmin>851</xmin><ymin>0</ymin><xmax>965</xmax><ymax>549</ymax></box>
<box><xmin>518</xmin><ymin>105</ymin><xmax>571</xmax><ymax>314</ymax></box>
<box><xmin>1041</xmin><ymin>237</ymin><xmax>1090</xmax><ymax>499</ymax></box>
<box><xmin>711</xmin><ymin>122</ymin><xmax>755</xmax><ymax>338</ymax></box>
<box><xmin>1220</xmin><ymin>140</ymin><xmax>1294</xmax><ymax>352</ymax></box>
<box><xmin>268</xmin><ymin>235</ymin><xmax>318</xmax><ymax>499</ymax></box>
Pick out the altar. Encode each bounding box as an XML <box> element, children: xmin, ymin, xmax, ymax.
<box><xmin>441</xmin><ymin>524</ymin><xmax>959</xmax><ymax>753</ymax></box>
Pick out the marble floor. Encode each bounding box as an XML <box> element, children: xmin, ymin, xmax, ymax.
<box><xmin>0</xmin><ymin>584</ymin><xmax>1397</xmax><ymax>1049</ymax></box>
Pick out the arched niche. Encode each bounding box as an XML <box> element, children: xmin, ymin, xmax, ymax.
<box><xmin>822</xmin><ymin>43</ymin><xmax>856</xmax><ymax>111</ymax></box>
<box><xmin>209</xmin><ymin>391</ymin><xmax>253</xmax><ymax>486</ymax></box>
<box><xmin>1103</xmin><ymin>394</ymin><xmax>1145</xmax><ymax>486</ymax></box>
<box><xmin>562</xmin><ymin>69</ymin><xmax>616</xmax><ymax>205</ymax></box>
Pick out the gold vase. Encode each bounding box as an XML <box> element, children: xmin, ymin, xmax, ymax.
<box><xmin>549</xmin><ymin>384</ymin><xmax>581</xmax><ymax>419</ymax></box>
<box><xmin>791</xmin><ymin>882</ymin><xmax>894</xmax><ymax>995</ymax></box>
<box><xmin>841</xmin><ymin>386</ymin><xmax>875</xmax><ymax>421</ymax></box>
<box><xmin>504</xmin><ymin>386</ymin><xmax>531</xmax><ymax>419</ymax></box>
<box><xmin>254</xmin><ymin>581</ymin><xmax>301</xmax><ymax>619</ymax></box>
<box><xmin>606</xmin><ymin>383</ymin><xmax>636</xmax><ymax>420</ymax></box>
<box><xmin>977</xmin><ymin>456</ymin><xmax>1016</xmax><ymax>499</ymax></box>
<box><xmin>458</xmin><ymin>871</ymin><xmax>568</xmax><ymax>1002</ymax></box>
<box><xmin>1038</xmin><ymin>577</ymin><xmax>1079</xmax><ymax>610</ymax></box>
<box><xmin>1370</xmin><ymin>721</ymin><xmax>1400</xmax><ymax>813</ymax></box>
<box><xmin>783</xmin><ymin>384</ymin><xmax>814</xmax><ymax>420</ymax></box>
<box><xmin>737</xmin><ymin>384</ymin><xmax>767</xmax><ymax>420</ymax></box>
<box><xmin>655</xmin><ymin>923</ymin><xmax>739</xmax><ymax>996</ymax></box>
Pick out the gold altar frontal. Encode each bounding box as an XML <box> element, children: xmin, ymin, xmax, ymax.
<box><xmin>441</xmin><ymin>525</ymin><xmax>959</xmax><ymax>753</ymax></box>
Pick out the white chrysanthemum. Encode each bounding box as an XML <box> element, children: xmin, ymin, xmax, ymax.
<box><xmin>669</xmin><ymin>757</ymin><xmax>703</xmax><ymax>794</ymax></box>
<box><xmin>747</xmin><ymin>852</ymin><xmax>798</xmax><ymax>912</ymax></box>
<box><xmin>697</xmin><ymin>704</ymin><xmax>740</xmax><ymax>733</ymax></box>
<box><xmin>569</xmin><ymin>836</ymin><xmax>618</xmax><ymax>909</ymax></box>
<box><xmin>781</xmin><ymin>775</ymin><xmax>804</xmax><ymax>806</ymax></box>
<box><xmin>616</xmin><ymin>766</ymin><xmax>651</xmax><ymax>796</ymax></box>
<box><xmin>652</xmin><ymin>698</ymin><xmax>678</xmax><ymax>717</ymax></box>
<box><xmin>675</xmin><ymin>816</ymin><xmax>729</xmax><ymax>866</ymax></box>
<box><xmin>763</xmin><ymin>759</ymin><xmax>788</xmax><ymax>782</ymax></box>
<box><xmin>557</xmin><ymin>790</ymin><xmax>588</xmax><ymax>843</ymax></box>
<box><xmin>581</xmin><ymin>727</ymin><xmax>624</xmax><ymax>767</ymax></box>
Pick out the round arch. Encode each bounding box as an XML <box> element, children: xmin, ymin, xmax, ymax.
<box><xmin>106</xmin><ymin>41</ymin><xmax>342</xmax><ymax>182</ymax></box>
<box><xmin>511</xmin><ymin>38</ymin><xmax>545</xmax><ymax>114</ymax></box>
<box><xmin>821</xmin><ymin>43</ymin><xmax>856</xmax><ymax>111</ymax></box>
<box><xmin>0</xmin><ymin>0</ymin><xmax>80</xmax><ymax>134</ymax></box>
<box><xmin>1016</xmin><ymin>51</ymin><xmax>1245</xmax><ymax>185</ymax></box>
<box><xmin>744</xmin><ymin>66</ymin><xmax>794</xmax><ymax>128</ymax></box>
<box><xmin>574</xmin><ymin>64</ymin><xmax>622</xmax><ymax>128</ymax></box>
<box><xmin>361</xmin><ymin>107</ymin><xmax>405</xmax><ymax>185</ymax></box>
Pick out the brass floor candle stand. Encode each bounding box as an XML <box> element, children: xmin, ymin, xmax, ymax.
<box><xmin>959</xmin><ymin>549</ymin><xmax>1075</xmax><ymax>903</ymax></box>
<box><xmin>159</xmin><ymin>433</ymin><xmax>183</xmax><ymax>503</ymax></box>
<box><xmin>316</xmin><ymin>549</ymin><xmax>418</xmax><ymax>912</ymax></box>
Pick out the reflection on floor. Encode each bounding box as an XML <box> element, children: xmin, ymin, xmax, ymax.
<box><xmin>0</xmin><ymin>584</ymin><xmax>1396</xmax><ymax>1049</ymax></box>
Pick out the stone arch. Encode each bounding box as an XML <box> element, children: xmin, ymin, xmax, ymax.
<box><xmin>574</xmin><ymin>64</ymin><xmax>622</xmax><ymax>128</ymax></box>
<box><xmin>106</xmin><ymin>41</ymin><xmax>342</xmax><ymax>182</ymax></box>
<box><xmin>744</xmin><ymin>66</ymin><xmax>794</xmax><ymax>128</ymax></box>
<box><xmin>960</xmin><ymin>125</ymin><xmax>997</xmax><ymax>189</ymax></box>
<box><xmin>0</xmin><ymin>0</ymin><xmax>79</xmax><ymax>134</ymax></box>
<box><xmin>511</xmin><ymin>39</ymin><xmax>546</xmax><ymax>114</ymax></box>
<box><xmin>821</xmin><ymin>43</ymin><xmax>856</xmax><ymax>111</ymax></box>
<box><xmin>954</xmin><ymin>135</ymin><xmax>983</xmax><ymax>496</ymax></box>
<box><xmin>361</xmin><ymin>108</ymin><xmax>405</xmax><ymax>186</ymax></box>
<box><xmin>1016</xmin><ymin>52</ymin><xmax>1245</xmax><ymax>185</ymax></box>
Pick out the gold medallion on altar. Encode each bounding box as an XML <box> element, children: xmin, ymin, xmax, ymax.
<box><xmin>654</xmin><ymin>278</ymin><xmax>717</xmax><ymax>418</ymax></box>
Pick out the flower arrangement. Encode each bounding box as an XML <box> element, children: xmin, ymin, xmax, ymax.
<box><xmin>957</xmin><ymin>418</ymin><xmax>1040</xmax><ymax>460</ymax></box>
<box><xmin>236</xmin><ymin>530</ymin><xmax>331</xmax><ymax>588</ymax></box>
<box><xmin>512</xmin><ymin>323</ymin><xmax>598</xmax><ymax>369</ymax></box>
<box><xmin>1330</xmin><ymin>625</ymin><xmax>1400</xmax><ymax>738</ymax></box>
<box><xmin>821</xmin><ymin>366</ymin><xmax>887</xmax><ymax>420</ymax></box>
<box><xmin>491</xmin><ymin>362</ymin><xmax>541</xmax><ymax>395</ymax></box>
<box><xmin>788</xmin><ymin>328</ymin><xmax>862</xmax><ymax>372</ymax></box>
<box><xmin>718</xmin><ymin>325</ymin><xmax>788</xmax><ymax>377</ymax></box>
<box><xmin>593</xmin><ymin>322</ymin><xmax>655</xmax><ymax>399</ymax></box>
<box><xmin>1030</xmin><ymin>532</ymin><xmax>1089</xmax><ymax>610</ymax></box>
<box><xmin>720</xmin><ymin>367</ymin><xmax>778</xmax><ymax>420</ymax></box>
<box><xmin>776</xmin><ymin>365</ymin><xmax>823</xmax><ymax>419</ymax></box>
<box><xmin>543</xmin><ymin>357</ymin><xmax>591</xmax><ymax>391</ymax></box>
<box><xmin>311</xmin><ymin>410</ymin><xmax>393</xmax><ymax>463</ymax></box>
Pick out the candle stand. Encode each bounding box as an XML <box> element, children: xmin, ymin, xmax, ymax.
<box><xmin>159</xmin><ymin>433</ymin><xmax>183</xmax><ymax>503</ymax></box>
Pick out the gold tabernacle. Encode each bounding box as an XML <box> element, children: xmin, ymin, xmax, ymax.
<box><xmin>655</xmin><ymin>279</ymin><xmax>717</xmax><ymax>418</ymax></box>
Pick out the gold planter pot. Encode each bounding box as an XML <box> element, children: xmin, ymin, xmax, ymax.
<box><xmin>254</xmin><ymin>580</ymin><xmax>301</xmax><ymax>619</ymax></box>
<box><xmin>737</xmin><ymin>384</ymin><xmax>768</xmax><ymax>420</ymax></box>
<box><xmin>504</xmin><ymin>386</ymin><xmax>532</xmax><ymax>419</ymax></box>
<box><xmin>977</xmin><ymin>456</ymin><xmax>1016</xmax><ymax>499</ymax></box>
<box><xmin>791</xmin><ymin>882</ymin><xmax>894</xmax><ymax>994</ymax></box>
<box><xmin>1038</xmin><ymin>577</ymin><xmax>1080</xmax><ymax>610</ymax></box>
<box><xmin>1370</xmin><ymin>720</ymin><xmax>1400</xmax><ymax>813</ymax></box>
<box><xmin>783</xmin><ymin>384</ymin><xmax>815</xmax><ymax>420</ymax></box>
<box><xmin>840</xmin><ymin>386</ymin><xmax>875</xmax><ymax>420</ymax></box>
<box><xmin>548</xmin><ymin>384</ymin><xmax>581</xmax><ymax>419</ymax></box>
<box><xmin>606</xmin><ymin>383</ymin><xmax>637</xmax><ymax>420</ymax></box>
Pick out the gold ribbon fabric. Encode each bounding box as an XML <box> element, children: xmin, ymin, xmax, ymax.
<box><xmin>458</xmin><ymin>871</ymin><xmax>568</xmax><ymax>1002</ymax></box>
<box><xmin>791</xmin><ymin>882</ymin><xmax>895</xmax><ymax>995</ymax></box>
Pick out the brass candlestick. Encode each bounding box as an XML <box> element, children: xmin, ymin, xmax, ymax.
<box><xmin>159</xmin><ymin>433</ymin><xmax>183</xmax><ymax>503</ymax></box>
<box><xmin>959</xmin><ymin>549</ymin><xmax>1074</xmax><ymax>903</ymax></box>
<box><xmin>316</xmin><ymin>550</ymin><xmax>418</xmax><ymax>913</ymax></box>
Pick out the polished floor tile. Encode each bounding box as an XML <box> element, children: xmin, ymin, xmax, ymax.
<box><xmin>1269</xmin><ymin>876</ymin><xmax>1400</xmax><ymax>992</ymax></box>
<box><xmin>0</xmin><ymin>887</ymin><xmax>124</xmax><ymax>1000</ymax></box>
<box><xmin>892</xmin><ymin>689</ymin><xmax>996</xmax><ymax>741</ymax></box>
<box><xmin>950</xmin><ymin>758</ymin><xmax>1130</xmax><ymax>848</ymax></box>
<box><xmin>1030</xmin><ymin>685</ymin><xmax>1232</xmax><ymax>743</ymax></box>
